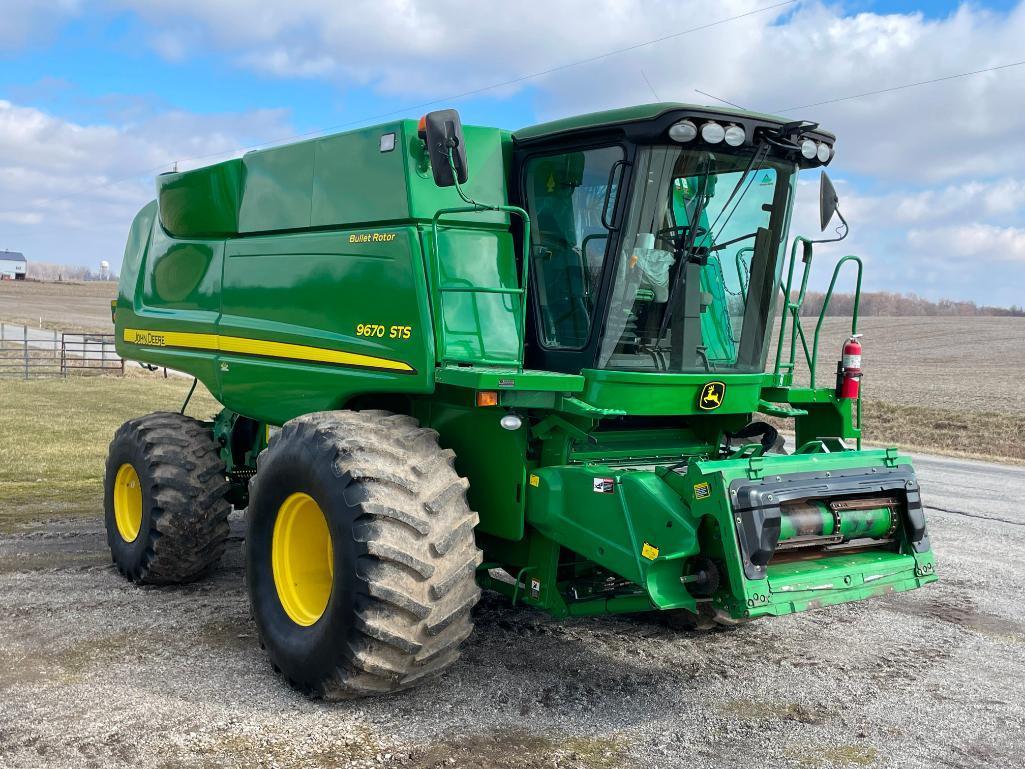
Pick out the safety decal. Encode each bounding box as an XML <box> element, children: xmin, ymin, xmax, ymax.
<box><xmin>694</xmin><ymin>481</ymin><xmax>711</xmax><ymax>500</ymax></box>
<box><xmin>593</xmin><ymin>477</ymin><xmax>615</xmax><ymax>494</ymax></box>
<box><xmin>530</xmin><ymin>578</ymin><xmax>541</xmax><ymax>599</ymax></box>
<box><xmin>698</xmin><ymin>381</ymin><xmax>726</xmax><ymax>411</ymax></box>
<box><xmin>641</xmin><ymin>542</ymin><xmax>659</xmax><ymax>561</ymax></box>
<box><xmin>529</xmin><ymin>474</ymin><xmax>540</xmax><ymax>487</ymax></box>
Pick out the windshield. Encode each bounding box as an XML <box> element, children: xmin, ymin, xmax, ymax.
<box><xmin>598</xmin><ymin>146</ymin><xmax>795</xmax><ymax>373</ymax></box>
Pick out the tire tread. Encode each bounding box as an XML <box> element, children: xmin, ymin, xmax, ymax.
<box><xmin>250</xmin><ymin>409</ymin><xmax>481</xmax><ymax>699</ymax></box>
<box><xmin>106</xmin><ymin>411</ymin><xmax>230</xmax><ymax>584</ymax></box>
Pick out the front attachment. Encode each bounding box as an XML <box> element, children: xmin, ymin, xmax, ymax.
<box><xmin>519</xmin><ymin>448</ymin><xmax>936</xmax><ymax>622</ymax></box>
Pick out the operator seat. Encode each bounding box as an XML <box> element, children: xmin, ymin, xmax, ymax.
<box><xmin>531</xmin><ymin>154</ymin><xmax>590</xmax><ymax>347</ymax></box>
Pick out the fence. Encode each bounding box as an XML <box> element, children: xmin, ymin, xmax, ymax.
<box><xmin>0</xmin><ymin>322</ymin><xmax>123</xmax><ymax>379</ymax></box>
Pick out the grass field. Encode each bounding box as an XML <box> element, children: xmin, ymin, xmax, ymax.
<box><xmin>0</xmin><ymin>374</ymin><xmax>218</xmax><ymax>530</ymax></box>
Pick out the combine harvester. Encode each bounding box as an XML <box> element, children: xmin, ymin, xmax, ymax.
<box><xmin>106</xmin><ymin>103</ymin><xmax>936</xmax><ymax>698</ymax></box>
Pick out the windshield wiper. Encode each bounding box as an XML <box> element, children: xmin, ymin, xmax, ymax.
<box><xmin>706</xmin><ymin>139</ymin><xmax>772</xmax><ymax>245</ymax></box>
<box><xmin>707</xmin><ymin>231</ymin><xmax>757</xmax><ymax>253</ymax></box>
<box><xmin>652</xmin><ymin>155</ymin><xmax>714</xmax><ymax>352</ymax></box>
<box><xmin>652</xmin><ymin>138</ymin><xmax>770</xmax><ymax>364</ymax></box>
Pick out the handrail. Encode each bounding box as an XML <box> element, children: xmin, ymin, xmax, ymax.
<box><xmin>431</xmin><ymin>203</ymin><xmax>532</xmax><ymax>370</ymax></box>
<box><xmin>773</xmin><ymin>238</ymin><xmax>863</xmax><ymax>393</ymax></box>
<box><xmin>772</xmin><ymin>236</ymin><xmax>814</xmax><ymax>386</ymax></box>
<box><xmin>770</xmin><ymin>236</ymin><xmax>864</xmax><ymax>449</ymax></box>
<box><xmin>809</xmin><ymin>255</ymin><xmax>862</xmax><ymax>388</ymax></box>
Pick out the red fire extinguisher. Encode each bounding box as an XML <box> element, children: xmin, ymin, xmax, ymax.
<box><xmin>836</xmin><ymin>334</ymin><xmax>863</xmax><ymax>399</ymax></box>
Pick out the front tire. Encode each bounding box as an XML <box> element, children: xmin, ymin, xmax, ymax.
<box><xmin>104</xmin><ymin>412</ymin><xmax>231</xmax><ymax>583</ymax></box>
<box><xmin>660</xmin><ymin>605</ymin><xmax>755</xmax><ymax>631</ymax></box>
<box><xmin>246</xmin><ymin>410</ymin><xmax>482</xmax><ymax>699</ymax></box>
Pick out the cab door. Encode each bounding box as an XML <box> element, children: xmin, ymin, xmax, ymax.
<box><xmin>518</xmin><ymin>144</ymin><xmax>627</xmax><ymax>375</ymax></box>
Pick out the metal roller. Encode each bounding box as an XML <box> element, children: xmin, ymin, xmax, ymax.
<box><xmin>777</xmin><ymin>496</ymin><xmax>899</xmax><ymax>550</ymax></box>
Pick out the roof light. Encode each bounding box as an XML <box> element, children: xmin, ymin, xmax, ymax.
<box><xmin>724</xmin><ymin>124</ymin><xmax>746</xmax><ymax>147</ymax></box>
<box><xmin>800</xmin><ymin>138</ymin><xmax>818</xmax><ymax>159</ymax></box>
<box><xmin>668</xmin><ymin>119</ymin><xmax>698</xmax><ymax>142</ymax></box>
<box><xmin>701</xmin><ymin>121</ymin><xmax>726</xmax><ymax>144</ymax></box>
<box><xmin>816</xmin><ymin>142</ymin><xmax>832</xmax><ymax>163</ymax></box>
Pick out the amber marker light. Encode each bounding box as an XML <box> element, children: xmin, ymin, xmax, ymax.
<box><xmin>476</xmin><ymin>391</ymin><xmax>499</xmax><ymax>407</ymax></box>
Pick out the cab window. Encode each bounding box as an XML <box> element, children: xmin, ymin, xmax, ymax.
<box><xmin>524</xmin><ymin>146</ymin><xmax>623</xmax><ymax>349</ymax></box>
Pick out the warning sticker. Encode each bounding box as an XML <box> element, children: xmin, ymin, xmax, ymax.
<box><xmin>530</xmin><ymin>578</ymin><xmax>541</xmax><ymax>599</ymax></box>
<box><xmin>641</xmin><ymin>542</ymin><xmax>659</xmax><ymax>561</ymax></box>
<box><xmin>529</xmin><ymin>474</ymin><xmax>540</xmax><ymax>487</ymax></box>
<box><xmin>593</xmin><ymin>477</ymin><xmax>615</xmax><ymax>494</ymax></box>
<box><xmin>694</xmin><ymin>481</ymin><xmax>711</xmax><ymax>500</ymax></box>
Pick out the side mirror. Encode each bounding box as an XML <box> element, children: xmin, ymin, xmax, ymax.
<box><xmin>819</xmin><ymin>171</ymin><xmax>839</xmax><ymax>231</ymax></box>
<box><xmin>422</xmin><ymin>109</ymin><xmax>468</xmax><ymax>187</ymax></box>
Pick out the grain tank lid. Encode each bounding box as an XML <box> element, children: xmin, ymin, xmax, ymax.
<box><xmin>0</xmin><ymin>251</ymin><xmax>26</xmax><ymax>262</ymax></box>
<box><xmin>156</xmin><ymin>158</ymin><xmax>243</xmax><ymax>238</ymax></box>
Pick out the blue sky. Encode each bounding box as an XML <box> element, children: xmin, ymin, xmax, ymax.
<box><xmin>1</xmin><ymin>0</ymin><xmax>1024</xmax><ymax>306</ymax></box>
<box><xmin>0</xmin><ymin>1</ymin><xmax>1010</xmax><ymax>137</ymax></box>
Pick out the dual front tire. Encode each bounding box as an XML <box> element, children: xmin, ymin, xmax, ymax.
<box><xmin>104</xmin><ymin>408</ymin><xmax>482</xmax><ymax>698</ymax></box>
<box><xmin>104</xmin><ymin>412</ymin><xmax>231</xmax><ymax>584</ymax></box>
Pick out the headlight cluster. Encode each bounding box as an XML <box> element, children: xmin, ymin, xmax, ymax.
<box><xmin>670</xmin><ymin>119</ymin><xmax>746</xmax><ymax>147</ymax></box>
<box><xmin>801</xmin><ymin>138</ymin><xmax>832</xmax><ymax>163</ymax></box>
<box><xmin>669</xmin><ymin>118</ymin><xmax>833</xmax><ymax>162</ymax></box>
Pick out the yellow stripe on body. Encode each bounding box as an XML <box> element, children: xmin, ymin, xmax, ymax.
<box><xmin>122</xmin><ymin>328</ymin><xmax>414</xmax><ymax>372</ymax></box>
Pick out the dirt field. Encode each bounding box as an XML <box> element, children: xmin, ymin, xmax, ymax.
<box><xmin>788</xmin><ymin>316</ymin><xmax>1025</xmax><ymax>415</ymax></box>
<box><xmin>1</xmin><ymin>375</ymin><xmax>1024</xmax><ymax>768</ymax></box>
<box><xmin>778</xmin><ymin>317</ymin><xmax>1025</xmax><ymax>462</ymax></box>
<box><xmin>0</xmin><ymin>279</ymin><xmax>117</xmax><ymax>332</ymax></box>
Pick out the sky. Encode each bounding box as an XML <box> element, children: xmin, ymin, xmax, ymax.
<box><xmin>1</xmin><ymin>0</ymin><xmax>1023</xmax><ymax>306</ymax></box>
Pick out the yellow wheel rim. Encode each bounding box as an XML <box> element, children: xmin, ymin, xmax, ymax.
<box><xmin>113</xmin><ymin>463</ymin><xmax>144</xmax><ymax>543</ymax></box>
<box><xmin>272</xmin><ymin>492</ymin><xmax>334</xmax><ymax>626</ymax></box>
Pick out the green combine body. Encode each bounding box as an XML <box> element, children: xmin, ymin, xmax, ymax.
<box><xmin>106</xmin><ymin>103</ymin><xmax>936</xmax><ymax>698</ymax></box>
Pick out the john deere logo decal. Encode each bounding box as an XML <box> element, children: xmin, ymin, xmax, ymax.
<box><xmin>698</xmin><ymin>381</ymin><xmax>726</xmax><ymax>411</ymax></box>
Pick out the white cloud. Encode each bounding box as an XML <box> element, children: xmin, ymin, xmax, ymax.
<box><xmin>95</xmin><ymin>1</ymin><xmax>1025</xmax><ymax>187</ymax></box>
<box><xmin>0</xmin><ymin>99</ymin><xmax>293</xmax><ymax>269</ymax></box>
<box><xmin>907</xmin><ymin>223</ymin><xmax>1025</xmax><ymax>262</ymax></box>
<box><xmin>2</xmin><ymin>1</ymin><xmax>1024</xmax><ymax>305</ymax></box>
<box><xmin>0</xmin><ymin>0</ymin><xmax>81</xmax><ymax>47</ymax></box>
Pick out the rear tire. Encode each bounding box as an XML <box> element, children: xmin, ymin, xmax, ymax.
<box><xmin>104</xmin><ymin>412</ymin><xmax>231</xmax><ymax>584</ymax></box>
<box><xmin>246</xmin><ymin>410</ymin><xmax>482</xmax><ymax>699</ymax></box>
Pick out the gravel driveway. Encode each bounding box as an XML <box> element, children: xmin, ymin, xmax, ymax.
<box><xmin>1</xmin><ymin>451</ymin><xmax>1023</xmax><ymax>769</ymax></box>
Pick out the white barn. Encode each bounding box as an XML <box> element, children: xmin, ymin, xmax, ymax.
<box><xmin>0</xmin><ymin>251</ymin><xmax>27</xmax><ymax>280</ymax></box>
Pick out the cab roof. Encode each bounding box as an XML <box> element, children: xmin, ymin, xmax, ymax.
<box><xmin>512</xmin><ymin>101</ymin><xmax>835</xmax><ymax>144</ymax></box>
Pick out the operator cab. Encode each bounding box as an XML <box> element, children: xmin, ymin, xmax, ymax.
<box><xmin>511</xmin><ymin>104</ymin><xmax>836</xmax><ymax>376</ymax></box>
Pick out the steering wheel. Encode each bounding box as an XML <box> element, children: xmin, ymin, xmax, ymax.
<box><xmin>656</xmin><ymin>223</ymin><xmax>708</xmax><ymax>249</ymax></box>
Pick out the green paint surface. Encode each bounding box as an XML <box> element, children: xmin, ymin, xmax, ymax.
<box><xmin>117</xmin><ymin>104</ymin><xmax>935</xmax><ymax>623</ymax></box>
